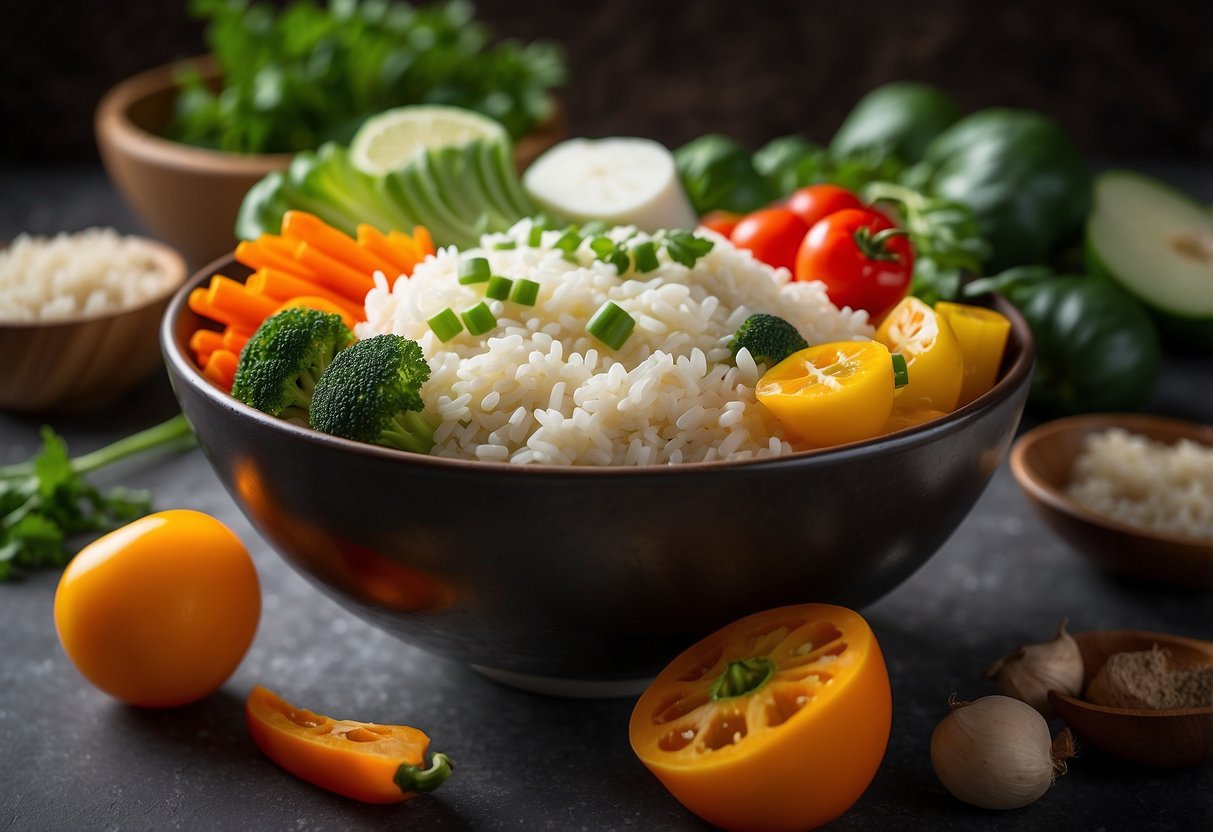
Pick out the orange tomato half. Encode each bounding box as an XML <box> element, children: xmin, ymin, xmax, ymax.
<box><xmin>246</xmin><ymin>686</ymin><xmax>452</xmax><ymax>804</ymax></box>
<box><xmin>630</xmin><ymin>604</ymin><xmax>892</xmax><ymax>832</ymax></box>
<box><xmin>54</xmin><ymin>510</ymin><xmax>260</xmax><ymax>708</ymax></box>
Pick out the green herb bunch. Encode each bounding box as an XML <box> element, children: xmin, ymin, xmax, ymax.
<box><xmin>170</xmin><ymin>0</ymin><xmax>567</xmax><ymax>154</ymax></box>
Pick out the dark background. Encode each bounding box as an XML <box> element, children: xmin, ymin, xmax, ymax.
<box><xmin>2</xmin><ymin>0</ymin><xmax>1210</xmax><ymax>163</ymax></box>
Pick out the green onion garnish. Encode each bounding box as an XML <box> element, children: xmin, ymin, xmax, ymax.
<box><xmin>891</xmin><ymin>353</ymin><xmax>909</xmax><ymax>388</ymax></box>
<box><xmin>458</xmin><ymin>257</ymin><xmax>491</xmax><ymax>284</ymax></box>
<box><xmin>527</xmin><ymin>226</ymin><xmax>544</xmax><ymax>247</ymax></box>
<box><xmin>461</xmin><ymin>302</ymin><xmax>497</xmax><ymax>336</ymax></box>
<box><xmin>554</xmin><ymin>229</ymin><xmax>582</xmax><ymax>253</ymax></box>
<box><xmin>427</xmin><ymin>308</ymin><xmax>463</xmax><ymax>342</ymax></box>
<box><xmin>485</xmin><ymin>275</ymin><xmax>514</xmax><ymax>301</ymax></box>
<box><xmin>493</xmin><ymin>240</ymin><xmax>517</xmax><ymax>250</ymax></box>
<box><xmin>587</xmin><ymin>301</ymin><xmax>636</xmax><ymax>350</ymax></box>
<box><xmin>580</xmin><ymin>221</ymin><xmax>609</xmax><ymax>236</ymax></box>
<box><xmin>510</xmin><ymin>278</ymin><xmax>540</xmax><ymax>306</ymax></box>
<box><xmin>631</xmin><ymin>240</ymin><xmax>659</xmax><ymax>273</ymax></box>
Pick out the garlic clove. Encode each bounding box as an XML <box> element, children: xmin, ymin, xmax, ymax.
<box><xmin>985</xmin><ymin>618</ymin><xmax>1084</xmax><ymax>718</ymax></box>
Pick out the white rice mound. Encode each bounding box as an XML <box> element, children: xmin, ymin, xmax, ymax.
<box><xmin>1067</xmin><ymin>427</ymin><xmax>1213</xmax><ymax>540</ymax></box>
<box><xmin>359</xmin><ymin>220</ymin><xmax>873</xmax><ymax>466</ymax></box>
<box><xmin>0</xmin><ymin>228</ymin><xmax>178</xmax><ymax>322</ymax></box>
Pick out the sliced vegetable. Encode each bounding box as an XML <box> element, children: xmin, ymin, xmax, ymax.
<box><xmin>510</xmin><ymin>278</ymin><xmax>541</xmax><ymax>306</ymax></box>
<box><xmin>1084</xmin><ymin>170</ymin><xmax>1213</xmax><ymax>352</ymax></box>
<box><xmin>485</xmin><ymin>275</ymin><xmax>514</xmax><ymax>301</ymax></box>
<box><xmin>587</xmin><ymin>301</ymin><xmax>636</xmax><ymax>350</ymax></box>
<box><xmin>756</xmin><ymin>341</ymin><xmax>897</xmax><ymax>448</ymax></box>
<box><xmin>54</xmin><ymin>510</ymin><xmax>259</xmax><ymax>707</ymax></box>
<box><xmin>794</xmin><ymin>208</ymin><xmax>913</xmax><ymax>321</ymax></box>
<box><xmin>458</xmin><ymin>257</ymin><xmax>491</xmax><ymax>285</ymax></box>
<box><xmin>461</xmin><ymin>302</ymin><xmax>497</xmax><ymax>337</ymax></box>
<box><xmin>629</xmin><ymin>603</ymin><xmax>891</xmax><ymax>832</ymax></box>
<box><xmin>875</xmin><ymin>297</ymin><xmax>964</xmax><ymax>412</ymax></box>
<box><xmin>427</xmin><ymin>308</ymin><xmax>463</xmax><ymax>342</ymax></box>
<box><xmin>246</xmin><ymin>685</ymin><xmax>451</xmax><ymax>804</ymax></box>
<box><xmin>730</xmin><ymin>208</ymin><xmax>810</xmax><ymax>273</ymax></box>
<box><xmin>630</xmin><ymin>240</ymin><xmax>661</xmax><ymax>273</ymax></box>
<box><xmin>891</xmin><ymin>353</ymin><xmax>910</xmax><ymax>388</ymax></box>
<box><xmin>934</xmin><ymin>302</ymin><xmax>1011</xmax><ymax>406</ymax></box>
<box><xmin>349</xmin><ymin>105</ymin><xmax>507</xmax><ymax>177</ymax></box>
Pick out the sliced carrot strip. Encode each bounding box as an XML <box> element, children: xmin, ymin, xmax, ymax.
<box><xmin>281</xmin><ymin>211</ymin><xmax>397</xmax><ymax>278</ymax></box>
<box><xmin>206</xmin><ymin>275</ymin><xmax>281</xmax><ymax>330</ymax></box>
<box><xmin>293</xmin><ymin>243</ymin><xmax>375</xmax><ymax>305</ymax></box>
<box><xmin>235</xmin><ymin>240</ymin><xmax>319</xmax><ymax>282</ymax></box>
<box><xmin>222</xmin><ymin>326</ymin><xmax>251</xmax><ymax>354</ymax></box>
<box><xmin>385</xmin><ymin>231</ymin><xmax>423</xmax><ymax>274</ymax></box>
<box><xmin>247</xmin><ymin>268</ymin><xmax>365</xmax><ymax>322</ymax></box>
<box><xmin>273</xmin><ymin>296</ymin><xmax>357</xmax><ymax>331</ymax></box>
<box><xmin>189</xmin><ymin>329</ymin><xmax>224</xmax><ymax>358</ymax></box>
<box><xmin>202</xmin><ymin>349</ymin><xmax>239</xmax><ymax>392</ymax></box>
<box><xmin>411</xmin><ymin>225</ymin><xmax>435</xmax><ymax>257</ymax></box>
<box><xmin>356</xmin><ymin>224</ymin><xmax>411</xmax><ymax>277</ymax></box>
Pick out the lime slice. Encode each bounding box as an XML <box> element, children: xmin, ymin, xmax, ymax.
<box><xmin>350</xmin><ymin>106</ymin><xmax>508</xmax><ymax>176</ymax></box>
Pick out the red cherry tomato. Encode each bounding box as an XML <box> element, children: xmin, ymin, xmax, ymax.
<box><xmin>786</xmin><ymin>184</ymin><xmax>866</xmax><ymax>230</ymax></box>
<box><xmin>794</xmin><ymin>208</ymin><xmax>914</xmax><ymax>321</ymax></box>
<box><xmin>730</xmin><ymin>207</ymin><xmax>810</xmax><ymax>273</ymax></box>
<box><xmin>699</xmin><ymin>210</ymin><xmax>743</xmax><ymax>238</ymax></box>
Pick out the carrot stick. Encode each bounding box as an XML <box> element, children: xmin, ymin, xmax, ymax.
<box><xmin>247</xmin><ymin>268</ymin><xmax>365</xmax><ymax>322</ymax></box>
<box><xmin>388</xmin><ymin>229</ymin><xmax>428</xmax><ymax>265</ymax></box>
<box><xmin>206</xmin><ymin>275</ymin><xmax>281</xmax><ymax>330</ymax></box>
<box><xmin>202</xmin><ymin>349</ymin><xmax>239</xmax><ymax>391</ymax></box>
<box><xmin>222</xmin><ymin>326</ymin><xmax>250</xmax><ymax>354</ymax></box>
<box><xmin>281</xmin><ymin>211</ymin><xmax>397</xmax><ymax>278</ymax></box>
<box><xmin>356</xmin><ymin>224</ymin><xmax>411</xmax><ymax>276</ymax></box>
<box><xmin>273</xmin><ymin>297</ymin><xmax>357</xmax><ymax>331</ymax></box>
<box><xmin>189</xmin><ymin>329</ymin><xmax>224</xmax><ymax>362</ymax></box>
<box><xmin>293</xmin><ymin>242</ymin><xmax>375</xmax><ymax>304</ymax></box>
<box><xmin>235</xmin><ymin>240</ymin><xmax>319</xmax><ymax>282</ymax></box>
<box><xmin>411</xmin><ymin>225</ymin><xmax>436</xmax><ymax>257</ymax></box>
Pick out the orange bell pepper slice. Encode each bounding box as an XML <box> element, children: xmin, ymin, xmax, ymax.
<box><xmin>934</xmin><ymin>301</ymin><xmax>1012</xmax><ymax>407</ymax></box>
<box><xmin>629</xmin><ymin>604</ymin><xmax>891</xmax><ymax>832</ymax></box>
<box><xmin>245</xmin><ymin>685</ymin><xmax>451</xmax><ymax>804</ymax></box>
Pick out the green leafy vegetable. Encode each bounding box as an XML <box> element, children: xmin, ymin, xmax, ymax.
<box><xmin>829</xmin><ymin>81</ymin><xmax>962</xmax><ymax>167</ymax></box>
<box><xmin>171</xmin><ymin>0</ymin><xmax>566</xmax><ymax>153</ymax></box>
<box><xmin>674</xmin><ymin>135</ymin><xmax>777</xmax><ymax>216</ymax></box>
<box><xmin>0</xmin><ymin>416</ymin><xmax>196</xmax><ymax>581</ymax></box>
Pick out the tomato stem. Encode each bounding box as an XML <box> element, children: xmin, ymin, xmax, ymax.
<box><xmin>710</xmin><ymin>657</ymin><xmax>775</xmax><ymax>700</ymax></box>
<box><xmin>394</xmin><ymin>752</ymin><xmax>453</xmax><ymax>794</ymax></box>
<box><xmin>852</xmin><ymin>226</ymin><xmax>909</xmax><ymax>263</ymax></box>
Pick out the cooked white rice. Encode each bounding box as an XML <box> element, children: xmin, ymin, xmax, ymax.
<box><xmin>1067</xmin><ymin>427</ymin><xmax>1213</xmax><ymax>540</ymax></box>
<box><xmin>359</xmin><ymin>220</ymin><xmax>872</xmax><ymax>466</ymax></box>
<box><xmin>0</xmin><ymin>228</ymin><xmax>177</xmax><ymax>322</ymax></box>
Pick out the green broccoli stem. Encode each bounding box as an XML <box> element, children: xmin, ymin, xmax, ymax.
<box><xmin>0</xmin><ymin>414</ymin><xmax>196</xmax><ymax>480</ymax></box>
<box><xmin>380</xmin><ymin>410</ymin><xmax>437</xmax><ymax>455</ymax></box>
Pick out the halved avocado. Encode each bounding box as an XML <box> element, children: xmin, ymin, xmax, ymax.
<box><xmin>1085</xmin><ymin>170</ymin><xmax>1213</xmax><ymax>352</ymax></box>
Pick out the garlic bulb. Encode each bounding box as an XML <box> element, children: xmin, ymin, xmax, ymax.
<box><xmin>931</xmin><ymin>695</ymin><xmax>1075</xmax><ymax>810</ymax></box>
<box><xmin>985</xmin><ymin>618</ymin><xmax>1084</xmax><ymax>718</ymax></box>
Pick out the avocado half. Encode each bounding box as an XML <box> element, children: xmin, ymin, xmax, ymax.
<box><xmin>1085</xmin><ymin>170</ymin><xmax>1213</xmax><ymax>352</ymax></box>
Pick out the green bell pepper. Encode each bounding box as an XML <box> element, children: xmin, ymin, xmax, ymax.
<box><xmin>966</xmin><ymin>268</ymin><xmax>1160</xmax><ymax>415</ymax></box>
<box><xmin>912</xmin><ymin>109</ymin><xmax>1092</xmax><ymax>272</ymax></box>
<box><xmin>674</xmin><ymin>134</ymin><xmax>777</xmax><ymax>216</ymax></box>
<box><xmin>829</xmin><ymin>81</ymin><xmax>963</xmax><ymax>166</ymax></box>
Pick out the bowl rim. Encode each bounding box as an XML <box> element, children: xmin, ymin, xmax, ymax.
<box><xmin>162</xmin><ymin>252</ymin><xmax>1035</xmax><ymax>476</ymax></box>
<box><xmin>0</xmin><ymin>235</ymin><xmax>187</xmax><ymax>329</ymax></box>
<box><xmin>1010</xmin><ymin>412</ymin><xmax>1213</xmax><ymax>549</ymax></box>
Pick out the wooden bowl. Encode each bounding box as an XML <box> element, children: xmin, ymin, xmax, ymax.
<box><xmin>0</xmin><ymin>238</ymin><xmax>186</xmax><ymax>413</ymax></box>
<box><xmin>1049</xmin><ymin>630</ymin><xmax>1213</xmax><ymax>768</ymax></box>
<box><xmin>96</xmin><ymin>56</ymin><xmax>567</xmax><ymax>268</ymax></box>
<box><xmin>1010</xmin><ymin>413</ymin><xmax>1213</xmax><ymax>590</ymax></box>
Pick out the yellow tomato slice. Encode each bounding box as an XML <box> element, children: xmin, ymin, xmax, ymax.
<box><xmin>755</xmin><ymin>341</ymin><xmax>895</xmax><ymax>448</ymax></box>
<box><xmin>629</xmin><ymin>604</ymin><xmax>892</xmax><ymax>832</ymax></box>
<box><xmin>245</xmin><ymin>686</ymin><xmax>451</xmax><ymax>804</ymax></box>
<box><xmin>875</xmin><ymin>297</ymin><xmax>964</xmax><ymax>412</ymax></box>
<box><xmin>935</xmin><ymin>302</ymin><xmax>1011</xmax><ymax>407</ymax></box>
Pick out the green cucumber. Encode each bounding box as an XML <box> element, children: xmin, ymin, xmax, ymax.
<box><xmin>1085</xmin><ymin>170</ymin><xmax>1213</xmax><ymax>352</ymax></box>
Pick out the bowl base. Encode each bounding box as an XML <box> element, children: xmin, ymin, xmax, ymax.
<box><xmin>471</xmin><ymin>665</ymin><xmax>652</xmax><ymax>698</ymax></box>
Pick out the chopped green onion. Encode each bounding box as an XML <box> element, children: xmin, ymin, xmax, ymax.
<box><xmin>485</xmin><ymin>275</ymin><xmax>514</xmax><ymax>301</ymax></box>
<box><xmin>589</xmin><ymin>237</ymin><xmax>630</xmax><ymax>273</ymax></box>
<box><xmin>589</xmin><ymin>236</ymin><xmax>616</xmax><ymax>258</ymax></box>
<box><xmin>527</xmin><ymin>226</ymin><xmax>544</xmax><ymax>247</ymax></box>
<box><xmin>493</xmin><ymin>239</ymin><xmax>517</xmax><ymax>250</ymax></box>
<box><xmin>580</xmin><ymin>221</ymin><xmax>609</xmax><ymax>236</ymax></box>
<box><xmin>427</xmin><ymin>308</ymin><xmax>463</xmax><ymax>342</ymax></box>
<box><xmin>891</xmin><ymin>353</ymin><xmax>909</xmax><ymax>388</ymax></box>
<box><xmin>553</xmin><ymin>229</ymin><xmax>582</xmax><ymax>253</ymax></box>
<box><xmin>461</xmin><ymin>302</ymin><xmax>497</xmax><ymax>336</ymax></box>
<box><xmin>587</xmin><ymin>301</ymin><xmax>636</xmax><ymax>350</ymax></box>
<box><xmin>458</xmin><ymin>257</ymin><xmax>491</xmax><ymax>284</ymax></box>
<box><xmin>631</xmin><ymin>240</ymin><xmax>659</xmax><ymax>273</ymax></box>
<box><xmin>510</xmin><ymin>278</ymin><xmax>540</xmax><ymax>306</ymax></box>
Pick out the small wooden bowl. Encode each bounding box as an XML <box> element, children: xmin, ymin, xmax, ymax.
<box><xmin>1010</xmin><ymin>413</ymin><xmax>1213</xmax><ymax>590</ymax></box>
<box><xmin>1049</xmin><ymin>630</ymin><xmax>1213</xmax><ymax>768</ymax></box>
<box><xmin>0</xmin><ymin>238</ymin><xmax>186</xmax><ymax>413</ymax></box>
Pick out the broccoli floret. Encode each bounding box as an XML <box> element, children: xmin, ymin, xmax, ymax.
<box><xmin>231</xmin><ymin>307</ymin><xmax>354</xmax><ymax>421</ymax></box>
<box><xmin>729</xmin><ymin>313</ymin><xmax>809</xmax><ymax>366</ymax></box>
<box><xmin>309</xmin><ymin>334</ymin><xmax>436</xmax><ymax>455</ymax></box>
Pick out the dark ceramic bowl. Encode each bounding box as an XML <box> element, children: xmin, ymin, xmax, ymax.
<box><xmin>163</xmin><ymin>258</ymin><xmax>1033</xmax><ymax>692</ymax></box>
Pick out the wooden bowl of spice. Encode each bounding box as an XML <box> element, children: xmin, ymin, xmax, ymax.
<box><xmin>1010</xmin><ymin>413</ymin><xmax>1213</xmax><ymax>590</ymax></box>
<box><xmin>1049</xmin><ymin>630</ymin><xmax>1213</xmax><ymax>768</ymax></box>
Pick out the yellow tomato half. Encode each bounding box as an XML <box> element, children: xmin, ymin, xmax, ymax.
<box><xmin>630</xmin><ymin>604</ymin><xmax>892</xmax><ymax>832</ymax></box>
<box><xmin>875</xmin><ymin>297</ymin><xmax>965</xmax><ymax>412</ymax></box>
<box><xmin>934</xmin><ymin>302</ymin><xmax>1012</xmax><ymax>407</ymax></box>
<box><xmin>755</xmin><ymin>341</ymin><xmax>895</xmax><ymax>448</ymax></box>
<box><xmin>54</xmin><ymin>510</ymin><xmax>260</xmax><ymax>707</ymax></box>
